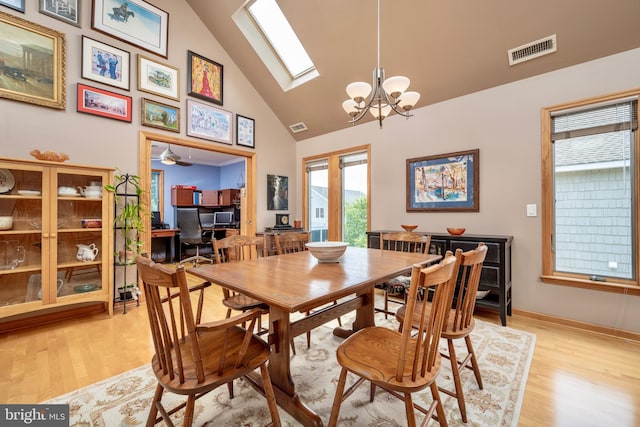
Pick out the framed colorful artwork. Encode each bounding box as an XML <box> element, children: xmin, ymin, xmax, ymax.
<box><xmin>406</xmin><ymin>149</ymin><xmax>479</xmax><ymax>212</ymax></box>
<box><xmin>39</xmin><ymin>0</ymin><xmax>80</xmax><ymax>27</ymax></box>
<box><xmin>81</xmin><ymin>36</ymin><xmax>130</xmax><ymax>90</ymax></box>
<box><xmin>236</xmin><ymin>114</ymin><xmax>255</xmax><ymax>148</ymax></box>
<box><xmin>91</xmin><ymin>0</ymin><xmax>168</xmax><ymax>58</ymax></box>
<box><xmin>0</xmin><ymin>11</ymin><xmax>65</xmax><ymax>109</ymax></box>
<box><xmin>186</xmin><ymin>99</ymin><xmax>232</xmax><ymax>144</ymax></box>
<box><xmin>138</xmin><ymin>54</ymin><xmax>179</xmax><ymax>101</ymax></box>
<box><xmin>0</xmin><ymin>0</ymin><xmax>24</xmax><ymax>13</ymax></box>
<box><xmin>141</xmin><ymin>98</ymin><xmax>179</xmax><ymax>133</ymax></box>
<box><xmin>187</xmin><ymin>50</ymin><xmax>223</xmax><ymax>105</ymax></box>
<box><xmin>77</xmin><ymin>83</ymin><xmax>132</xmax><ymax>122</ymax></box>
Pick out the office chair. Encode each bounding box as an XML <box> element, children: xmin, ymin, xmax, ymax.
<box><xmin>177</xmin><ymin>208</ymin><xmax>213</xmax><ymax>265</ymax></box>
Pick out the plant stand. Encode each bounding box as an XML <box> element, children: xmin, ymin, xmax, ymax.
<box><xmin>112</xmin><ymin>174</ymin><xmax>141</xmax><ymax>314</ymax></box>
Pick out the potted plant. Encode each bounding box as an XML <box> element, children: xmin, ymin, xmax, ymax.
<box><xmin>105</xmin><ymin>172</ymin><xmax>146</xmax><ymax>264</ymax></box>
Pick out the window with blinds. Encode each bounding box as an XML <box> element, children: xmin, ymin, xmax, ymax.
<box><xmin>542</xmin><ymin>93</ymin><xmax>639</xmax><ymax>289</ymax></box>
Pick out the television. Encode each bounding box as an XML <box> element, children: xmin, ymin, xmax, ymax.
<box><xmin>213</xmin><ymin>211</ymin><xmax>233</xmax><ymax>226</ymax></box>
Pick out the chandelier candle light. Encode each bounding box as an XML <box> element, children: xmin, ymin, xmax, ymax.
<box><xmin>342</xmin><ymin>0</ymin><xmax>420</xmax><ymax>128</ymax></box>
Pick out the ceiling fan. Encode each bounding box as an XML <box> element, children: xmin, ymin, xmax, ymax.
<box><xmin>153</xmin><ymin>144</ymin><xmax>192</xmax><ymax>166</ymax></box>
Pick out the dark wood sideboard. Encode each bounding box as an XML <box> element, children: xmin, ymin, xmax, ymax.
<box><xmin>367</xmin><ymin>231</ymin><xmax>513</xmax><ymax>326</ymax></box>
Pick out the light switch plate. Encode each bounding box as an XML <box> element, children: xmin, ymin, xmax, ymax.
<box><xmin>526</xmin><ymin>204</ymin><xmax>537</xmax><ymax>217</ymax></box>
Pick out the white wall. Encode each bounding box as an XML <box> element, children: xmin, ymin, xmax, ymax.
<box><xmin>0</xmin><ymin>0</ymin><xmax>297</xmax><ymax>231</ymax></box>
<box><xmin>297</xmin><ymin>48</ymin><xmax>640</xmax><ymax>333</ymax></box>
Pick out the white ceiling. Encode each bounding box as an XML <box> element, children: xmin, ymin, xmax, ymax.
<box><xmin>185</xmin><ymin>0</ymin><xmax>640</xmax><ymax>141</ymax></box>
<box><xmin>150</xmin><ymin>142</ymin><xmax>244</xmax><ymax>167</ymax></box>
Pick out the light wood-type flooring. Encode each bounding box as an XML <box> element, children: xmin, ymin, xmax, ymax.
<box><xmin>0</xmin><ymin>276</ymin><xmax>638</xmax><ymax>427</ymax></box>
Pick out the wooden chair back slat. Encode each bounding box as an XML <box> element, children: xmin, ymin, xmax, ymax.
<box><xmin>450</xmin><ymin>243</ymin><xmax>488</xmax><ymax>333</ymax></box>
<box><xmin>274</xmin><ymin>232</ymin><xmax>309</xmax><ymax>254</ymax></box>
<box><xmin>380</xmin><ymin>231</ymin><xmax>431</xmax><ymax>254</ymax></box>
<box><xmin>397</xmin><ymin>252</ymin><xmax>457</xmax><ymax>383</ymax></box>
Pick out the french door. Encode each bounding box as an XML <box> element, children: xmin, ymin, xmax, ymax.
<box><xmin>303</xmin><ymin>146</ymin><xmax>370</xmax><ymax>245</ymax></box>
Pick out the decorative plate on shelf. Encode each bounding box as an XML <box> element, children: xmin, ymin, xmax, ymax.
<box><xmin>18</xmin><ymin>190</ymin><xmax>41</xmax><ymax>196</ymax></box>
<box><xmin>74</xmin><ymin>284</ymin><xmax>98</xmax><ymax>293</ymax></box>
<box><xmin>0</xmin><ymin>169</ymin><xmax>15</xmax><ymax>194</ymax></box>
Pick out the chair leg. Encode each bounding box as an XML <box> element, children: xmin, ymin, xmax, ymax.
<box><xmin>227</xmin><ymin>381</ymin><xmax>234</xmax><ymax>399</ymax></box>
<box><xmin>465</xmin><ymin>335</ymin><xmax>483</xmax><ymax>389</ymax></box>
<box><xmin>259</xmin><ymin>364</ymin><xmax>282</xmax><ymax>426</ymax></box>
<box><xmin>430</xmin><ymin>382</ymin><xmax>448</xmax><ymax>427</ymax></box>
<box><xmin>404</xmin><ymin>392</ymin><xmax>418</xmax><ymax>427</ymax></box>
<box><xmin>183</xmin><ymin>395</ymin><xmax>196</xmax><ymax>427</ymax></box>
<box><xmin>146</xmin><ymin>384</ymin><xmax>164</xmax><ymax>427</ymax></box>
<box><xmin>369</xmin><ymin>382</ymin><xmax>376</xmax><ymax>402</ymax></box>
<box><xmin>328</xmin><ymin>367</ymin><xmax>349</xmax><ymax>427</ymax></box>
<box><xmin>383</xmin><ymin>290</ymin><xmax>389</xmax><ymax>319</ymax></box>
<box><xmin>447</xmin><ymin>338</ymin><xmax>467</xmax><ymax>423</ymax></box>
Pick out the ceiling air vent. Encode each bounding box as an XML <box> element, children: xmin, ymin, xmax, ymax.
<box><xmin>289</xmin><ymin>122</ymin><xmax>308</xmax><ymax>133</ymax></box>
<box><xmin>508</xmin><ymin>34</ymin><xmax>557</xmax><ymax>66</ymax></box>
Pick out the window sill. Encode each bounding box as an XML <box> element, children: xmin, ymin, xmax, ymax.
<box><xmin>540</xmin><ymin>275</ymin><xmax>640</xmax><ymax>295</ymax></box>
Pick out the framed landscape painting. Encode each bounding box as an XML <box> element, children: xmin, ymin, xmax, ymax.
<box><xmin>77</xmin><ymin>83</ymin><xmax>132</xmax><ymax>122</ymax></box>
<box><xmin>0</xmin><ymin>11</ymin><xmax>65</xmax><ymax>109</ymax></box>
<box><xmin>91</xmin><ymin>0</ymin><xmax>168</xmax><ymax>58</ymax></box>
<box><xmin>406</xmin><ymin>149</ymin><xmax>479</xmax><ymax>212</ymax></box>
<box><xmin>81</xmin><ymin>36</ymin><xmax>130</xmax><ymax>90</ymax></box>
<box><xmin>39</xmin><ymin>0</ymin><xmax>81</xmax><ymax>27</ymax></box>
<box><xmin>187</xmin><ymin>50</ymin><xmax>223</xmax><ymax>105</ymax></box>
<box><xmin>141</xmin><ymin>98</ymin><xmax>179</xmax><ymax>132</ymax></box>
<box><xmin>138</xmin><ymin>54</ymin><xmax>179</xmax><ymax>101</ymax></box>
<box><xmin>186</xmin><ymin>99</ymin><xmax>232</xmax><ymax>144</ymax></box>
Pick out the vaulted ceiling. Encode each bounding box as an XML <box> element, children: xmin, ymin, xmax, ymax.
<box><xmin>186</xmin><ymin>0</ymin><xmax>640</xmax><ymax>142</ymax></box>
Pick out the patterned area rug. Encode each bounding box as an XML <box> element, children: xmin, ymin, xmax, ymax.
<box><xmin>45</xmin><ymin>314</ymin><xmax>535</xmax><ymax>426</ymax></box>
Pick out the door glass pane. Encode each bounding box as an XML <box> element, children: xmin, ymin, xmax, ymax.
<box><xmin>308</xmin><ymin>161</ymin><xmax>328</xmax><ymax>242</ymax></box>
<box><xmin>342</xmin><ymin>153</ymin><xmax>368</xmax><ymax>247</ymax></box>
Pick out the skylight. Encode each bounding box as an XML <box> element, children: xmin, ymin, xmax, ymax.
<box><xmin>246</xmin><ymin>0</ymin><xmax>314</xmax><ymax>79</ymax></box>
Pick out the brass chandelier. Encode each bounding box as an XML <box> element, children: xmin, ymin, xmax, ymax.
<box><xmin>342</xmin><ymin>0</ymin><xmax>420</xmax><ymax>128</ymax></box>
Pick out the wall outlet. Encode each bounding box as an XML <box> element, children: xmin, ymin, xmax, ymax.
<box><xmin>526</xmin><ymin>204</ymin><xmax>537</xmax><ymax>217</ymax></box>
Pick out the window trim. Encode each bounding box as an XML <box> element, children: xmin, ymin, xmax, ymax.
<box><xmin>541</xmin><ymin>88</ymin><xmax>640</xmax><ymax>296</ymax></box>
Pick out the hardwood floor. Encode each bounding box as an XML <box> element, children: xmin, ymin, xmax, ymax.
<box><xmin>1</xmin><ymin>284</ymin><xmax>638</xmax><ymax>426</ymax></box>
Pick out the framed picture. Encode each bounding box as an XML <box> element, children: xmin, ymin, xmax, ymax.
<box><xmin>0</xmin><ymin>0</ymin><xmax>24</xmax><ymax>12</ymax></box>
<box><xmin>138</xmin><ymin>54</ymin><xmax>179</xmax><ymax>101</ymax></box>
<box><xmin>186</xmin><ymin>99</ymin><xmax>232</xmax><ymax>144</ymax></box>
<box><xmin>39</xmin><ymin>0</ymin><xmax>80</xmax><ymax>27</ymax></box>
<box><xmin>77</xmin><ymin>83</ymin><xmax>132</xmax><ymax>122</ymax></box>
<box><xmin>0</xmin><ymin>11</ymin><xmax>65</xmax><ymax>109</ymax></box>
<box><xmin>236</xmin><ymin>114</ymin><xmax>255</xmax><ymax>148</ymax></box>
<box><xmin>267</xmin><ymin>174</ymin><xmax>288</xmax><ymax>211</ymax></box>
<box><xmin>141</xmin><ymin>98</ymin><xmax>179</xmax><ymax>133</ymax></box>
<box><xmin>81</xmin><ymin>36</ymin><xmax>130</xmax><ymax>90</ymax></box>
<box><xmin>406</xmin><ymin>149</ymin><xmax>479</xmax><ymax>212</ymax></box>
<box><xmin>91</xmin><ymin>0</ymin><xmax>168</xmax><ymax>58</ymax></box>
<box><xmin>187</xmin><ymin>50</ymin><xmax>223</xmax><ymax>105</ymax></box>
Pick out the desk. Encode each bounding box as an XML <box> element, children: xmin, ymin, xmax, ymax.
<box><xmin>189</xmin><ymin>247</ymin><xmax>440</xmax><ymax>426</ymax></box>
<box><xmin>151</xmin><ymin>228</ymin><xmax>179</xmax><ymax>263</ymax></box>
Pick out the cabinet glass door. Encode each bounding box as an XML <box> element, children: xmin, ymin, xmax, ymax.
<box><xmin>0</xmin><ymin>163</ymin><xmax>44</xmax><ymax>308</ymax></box>
<box><xmin>54</xmin><ymin>170</ymin><xmax>106</xmax><ymax>300</ymax></box>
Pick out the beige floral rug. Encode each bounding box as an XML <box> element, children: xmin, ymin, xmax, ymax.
<box><xmin>45</xmin><ymin>314</ymin><xmax>535</xmax><ymax>426</ymax></box>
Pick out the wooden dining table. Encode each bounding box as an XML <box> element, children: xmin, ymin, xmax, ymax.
<box><xmin>189</xmin><ymin>246</ymin><xmax>441</xmax><ymax>426</ymax></box>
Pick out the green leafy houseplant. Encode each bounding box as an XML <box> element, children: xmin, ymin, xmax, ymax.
<box><xmin>105</xmin><ymin>172</ymin><xmax>147</xmax><ymax>265</ymax></box>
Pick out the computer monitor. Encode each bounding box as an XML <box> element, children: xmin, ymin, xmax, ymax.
<box><xmin>213</xmin><ymin>211</ymin><xmax>233</xmax><ymax>226</ymax></box>
<box><xmin>151</xmin><ymin>211</ymin><xmax>162</xmax><ymax>229</ymax></box>
<box><xmin>199</xmin><ymin>212</ymin><xmax>215</xmax><ymax>228</ymax></box>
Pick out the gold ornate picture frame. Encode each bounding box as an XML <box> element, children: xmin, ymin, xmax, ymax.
<box><xmin>0</xmin><ymin>11</ymin><xmax>66</xmax><ymax>109</ymax></box>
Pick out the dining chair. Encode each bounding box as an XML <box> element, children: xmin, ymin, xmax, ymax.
<box><xmin>176</xmin><ymin>208</ymin><xmax>213</xmax><ymax>266</ymax></box>
<box><xmin>274</xmin><ymin>232</ymin><xmax>342</xmax><ymax>351</ymax></box>
<box><xmin>212</xmin><ymin>235</ymin><xmax>269</xmax><ymax>325</ymax></box>
<box><xmin>135</xmin><ymin>254</ymin><xmax>281</xmax><ymax>427</ymax></box>
<box><xmin>395</xmin><ymin>243</ymin><xmax>488</xmax><ymax>423</ymax></box>
<box><xmin>376</xmin><ymin>231</ymin><xmax>431</xmax><ymax>318</ymax></box>
<box><xmin>328</xmin><ymin>252</ymin><xmax>458</xmax><ymax>427</ymax></box>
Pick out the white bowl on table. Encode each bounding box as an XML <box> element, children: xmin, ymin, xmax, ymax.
<box><xmin>305</xmin><ymin>241</ymin><xmax>348</xmax><ymax>263</ymax></box>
